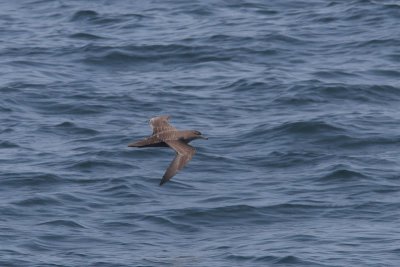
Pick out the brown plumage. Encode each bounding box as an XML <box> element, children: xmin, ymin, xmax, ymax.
<box><xmin>128</xmin><ymin>115</ymin><xmax>207</xmax><ymax>186</ymax></box>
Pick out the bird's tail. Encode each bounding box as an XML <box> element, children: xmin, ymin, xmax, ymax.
<box><xmin>128</xmin><ymin>136</ymin><xmax>167</xmax><ymax>148</ymax></box>
<box><xmin>128</xmin><ymin>139</ymin><xmax>150</xmax><ymax>147</ymax></box>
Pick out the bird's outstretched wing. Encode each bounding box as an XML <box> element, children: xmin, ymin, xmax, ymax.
<box><xmin>149</xmin><ymin>115</ymin><xmax>177</xmax><ymax>134</ymax></box>
<box><xmin>160</xmin><ymin>140</ymin><xmax>196</xmax><ymax>186</ymax></box>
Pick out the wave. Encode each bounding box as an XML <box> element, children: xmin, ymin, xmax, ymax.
<box><xmin>0</xmin><ymin>172</ymin><xmax>63</xmax><ymax>187</ymax></box>
<box><xmin>222</xmin><ymin>78</ymin><xmax>269</xmax><ymax>93</ymax></box>
<box><xmin>38</xmin><ymin>219</ymin><xmax>86</xmax><ymax>229</ymax></box>
<box><xmin>81</xmin><ymin>44</ymin><xmax>231</xmax><ymax>67</ymax></box>
<box><xmin>316</xmin><ymin>134</ymin><xmax>400</xmax><ymax>148</ymax></box>
<box><xmin>252</xmin><ymin>150</ymin><xmax>327</xmax><ymax>168</ymax></box>
<box><xmin>228</xmin><ymin>253</ymin><xmax>326</xmax><ymax>266</ymax></box>
<box><xmin>0</xmin><ymin>141</ymin><xmax>19</xmax><ymax>148</ymax></box>
<box><xmin>13</xmin><ymin>195</ymin><xmax>61</xmax><ymax>207</ymax></box>
<box><xmin>273</xmin><ymin>121</ymin><xmax>344</xmax><ymax>135</ymax></box>
<box><xmin>139</xmin><ymin>214</ymin><xmax>199</xmax><ymax>233</ymax></box>
<box><xmin>238</xmin><ymin>120</ymin><xmax>345</xmax><ymax>142</ymax></box>
<box><xmin>164</xmin><ymin>203</ymin><xmax>339</xmax><ymax>226</ymax></box>
<box><xmin>270</xmin><ymin>255</ymin><xmax>326</xmax><ymax>266</ymax></box>
<box><xmin>69</xmin><ymin>32</ymin><xmax>105</xmax><ymax>40</ymax></box>
<box><xmin>67</xmin><ymin>159</ymin><xmax>134</xmax><ymax>171</ymax></box>
<box><xmin>71</xmin><ymin>10</ymin><xmax>99</xmax><ymax>21</ymax></box>
<box><xmin>316</xmin><ymin>169</ymin><xmax>369</xmax><ymax>183</ymax></box>
<box><xmin>37</xmin><ymin>121</ymin><xmax>99</xmax><ymax>136</ymax></box>
<box><xmin>70</xmin><ymin>10</ymin><xmax>145</xmax><ymax>25</ymax></box>
<box><xmin>0</xmin><ymin>105</ymin><xmax>12</xmax><ymax>112</ymax></box>
<box><xmin>99</xmin><ymin>184</ymin><xmax>143</xmax><ymax>199</ymax></box>
<box><xmin>279</xmin><ymin>82</ymin><xmax>400</xmax><ymax>104</ymax></box>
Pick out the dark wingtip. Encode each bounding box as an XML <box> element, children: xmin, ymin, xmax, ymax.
<box><xmin>159</xmin><ymin>177</ymin><xmax>168</xmax><ymax>186</ymax></box>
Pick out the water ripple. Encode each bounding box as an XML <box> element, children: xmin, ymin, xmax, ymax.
<box><xmin>1</xmin><ymin>0</ymin><xmax>399</xmax><ymax>266</ymax></box>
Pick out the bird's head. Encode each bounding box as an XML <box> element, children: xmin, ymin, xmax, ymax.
<box><xmin>192</xmin><ymin>130</ymin><xmax>208</xmax><ymax>140</ymax></box>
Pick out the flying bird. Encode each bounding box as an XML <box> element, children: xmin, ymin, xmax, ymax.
<box><xmin>128</xmin><ymin>115</ymin><xmax>207</xmax><ymax>186</ymax></box>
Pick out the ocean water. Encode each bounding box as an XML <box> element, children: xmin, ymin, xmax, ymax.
<box><xmin>1</xmin><ymin>0</ymin><xmax>400</xmax><ymax>266</ymax></box>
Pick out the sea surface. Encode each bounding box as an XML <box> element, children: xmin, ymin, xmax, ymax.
<box><xmin>1</xmin><ymin>0</ymin><xmax>400</xmax><ymax>266</ymax></box>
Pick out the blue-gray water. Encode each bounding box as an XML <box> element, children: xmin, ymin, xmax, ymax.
<box><xmin>1</xmin><ymin>1</ymin><xmax>400</xmax><ymax>266</ymax></box>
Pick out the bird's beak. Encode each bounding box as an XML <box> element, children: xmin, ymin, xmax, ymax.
<box><xmin>200</xmin><ymin>135</ymin><xmax>208</xmax><ymax>140</ymax></box>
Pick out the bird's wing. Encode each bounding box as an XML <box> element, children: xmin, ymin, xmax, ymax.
<box><xmin>159</xmin><ymin>140</ymin><xmax>196</xmax><ymax>186</ymax></box>
<box><xmin>149</xmin><ymin>115</ymin><xmax>177</xmax><ymax>134</ymax></box>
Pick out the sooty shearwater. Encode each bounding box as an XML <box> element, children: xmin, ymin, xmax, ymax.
<box><xmin>128</xmin><ymin>115</ymin><xmax>207</xmax><ymax>186</ymax></box>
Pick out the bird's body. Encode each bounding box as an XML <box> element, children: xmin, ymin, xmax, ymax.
<box><xmin>128</xmin><ymin>116</ymin><xmax>207</xmax><ymax>185</ymax></box>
